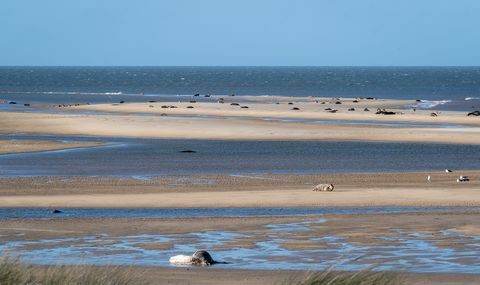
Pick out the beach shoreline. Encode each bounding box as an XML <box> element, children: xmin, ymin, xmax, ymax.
<box><xmin>1</xmin><ymin>96</ymin><xmax>479</xmax><ymax>145</ymax></box>
<box><xmin>0</xmin><ymin>139</ymin><xmax>105</xmax><ymax>155</ymax></box>
<box><xmin>1</xmin><ymin>211</ymin><xmax>480</xmax><ymax>282</ymax></box>
<box><xmin>1</xmin><ymin>171</ymin><xmax>479</xmax><ymax>208</ymax></box>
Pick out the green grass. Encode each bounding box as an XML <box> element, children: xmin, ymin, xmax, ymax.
<box><xmin>1</xmin><ymin>257</ymin><xmax>403</xmax><ymax>285</ymax></box>
<box><xmin>0</xmin><ymin>258</ymin><xmax>140</xmax><ymax>285</ymax></box>
<box><xmin>288</xmin><ymin>270</ymin><xmax>403</xmax><ymax>285</ymax></box>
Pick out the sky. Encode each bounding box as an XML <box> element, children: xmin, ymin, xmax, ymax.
<box><xmin>1</xmin><ymin>0</ymin><xmax>480</xmax><ymax>66</ymax></box>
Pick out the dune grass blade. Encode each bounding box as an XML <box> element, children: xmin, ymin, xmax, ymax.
<box><xmin>283</xmin><ymin>270</ymin><xmax>403</xmax><ymax>285</ymax></box>
<box><xmin>0</xmin><ymin>258</ymin><xmax>141</xmax><ymax>285</ymax></box>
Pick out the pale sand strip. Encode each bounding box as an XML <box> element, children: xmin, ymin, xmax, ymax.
<box><xmin>2</xmin><ymin>172</ymin><xmax>480</xmax><ymax>208</ymax></box>
<box><xmin>70</xmin><ymin>99</ymin><xmax>480</xmax><ymax>126</ymax></box>
<box><xmin>2</xmin><ymin>187</ymin><xmax>480</xmax><ymax>208</ymax></box>
<box><xmin>1</xmin><ymin>111</ymin><xmax>480</xmax><ymax>144</ymax></box>
<box><xmin>0</xmin><ymin>139</ymin><xmax>105</xmax><ymax>154</ymax></box>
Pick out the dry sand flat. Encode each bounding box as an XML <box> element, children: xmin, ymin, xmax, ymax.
<box><xmin>1</xmin><ymin>172</ymin><xmax>480</xmax><ymax>208</ymax></box>
<box><xmin>2</xmin><ymin>97</ymin><xmax>480</xmax><ymax>143</ymax></box>
<box><xmin>2</xmin><ymin>110</ymin><xmax>480</xmax><ymax>144</ymax></box>
<box><xmin>3</xmin><ymin>187</ymin><xmax>480</xmax><ymax>208</ymax></box>
<box><xmin>67</xmin><ymin>97</ymin><xmax>480</xmax><ymax>126</ymax></box>
<box><xmin>0</xmin><ymin>139</ymin><xmax>105</xmax><ymax>154</ymax></box>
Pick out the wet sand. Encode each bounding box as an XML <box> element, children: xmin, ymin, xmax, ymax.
<box><xmin>2</xmin><ymin>212</ymin><xmax>480</xmax><ymax>283</ymax></box>
<box><xmin>2</xmin><ymin>211</ymin><xmax>479</xmax><ymax>242</ymax></box>
<box><xmin>1</xmin><ymin>172</ymin><xmax>480</xmax><ymax>208</ymax></box>
<box><xmin>1</xmin><ymin>97</ymin><xmax>480</xmax><ymax>144</ymax></box>
<box><xmin>0</xmin><ymin>139</ymin><xmax>105</xmax><ymax>154</ymax></box>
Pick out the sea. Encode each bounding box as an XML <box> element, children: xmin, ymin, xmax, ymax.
<box><xmin>1</xmin><ymin>66</ymin><xmax>480</xmax><ymax>111</ymax></box>
<box><xmin>1</xmin><ymin>67</ymin><xmax>480</xmax><ymax>176</ymax></box>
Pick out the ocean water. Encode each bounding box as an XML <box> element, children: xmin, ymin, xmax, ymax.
<box><xmin>1</xmin><ymin>66</ymin><xmax>480</xmax><ymax>110</ymax></box>
<box><xmin>1</xmin><ymin>135</ymin><xmax>480</xmax><ymax>176</ymax></box>
<box><xmin>0</xmin><ymin>207</ymin><xmax>476</xmax><ymax>219</ymax></box>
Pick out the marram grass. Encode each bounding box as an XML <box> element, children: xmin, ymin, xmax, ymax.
<box><xmin>285</xmin><ymin>270</ymin><xmax>404</xmax><ymax>285</ymax></box>
<box><xmin>0</xmin><ymin>258</ymin><xmax>141</xmax><ymax>285</ymax></box>
<box><xmin>1</xmin><ymin>257</ymin><xmax>403</xmax><ymax>285</ymax></box>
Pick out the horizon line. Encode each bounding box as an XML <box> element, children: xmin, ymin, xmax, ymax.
<box><xmin>1</xmin><ymin>65</ymin><xmax>480</xmax><ymax>68</ymax></box>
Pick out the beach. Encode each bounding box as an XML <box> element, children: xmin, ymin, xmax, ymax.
<box><xmin>0</xmin><ymin>139</ymin><xmax>104</xmax><ymax>154</ymax></box>
<box><xmin>0</xmin><ymin>172</ymin><xmax>480</xmax><ymax>208</ymax></box>
<box><xmin>1</xmin><ymin>97</ymin><xmax>480</xmax><ymax>145</ymax></box>
<box><xmin>1</xmin><ymin>93</ymin><xmax>480</xmax><ymax>284</ymax></box>
<box><xmin>2</xmin><ymin>211</ymin><xmax>480</xmax><ymax>284</ymax></box>
<box><xmin>3</xmin><ymin>1</ymin><xmax>480</xmax><ymax>282</ymax></box>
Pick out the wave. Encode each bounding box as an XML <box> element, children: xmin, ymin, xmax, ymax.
<box><xmin>0</xmin><ymin>91</ymin><xmax>210</xmax><ymax>97</ymax></box>
<box><xmin>0</xmin><ymin>90</ymin><xmax>125</xmax><ymax>96</ymax></box>
<box><xmin>465</xmin><ymin>97</ymin><xmax>480</xmax><ymax>101</ymax></box>
<box><xmin>414</xmin><ymin>100</ymin><xmax>451</xmax><ymax>109</ymax></box>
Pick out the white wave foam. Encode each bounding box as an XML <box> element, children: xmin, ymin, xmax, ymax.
<box><xmin>0</xmin><ymin>91</ymin><xmax>124</xmax><ymax>96</ymax></box>
<box><xmin>465</xmin><ymin>97</ymin><xmax>480</xmax><ymax>101</ymax></box>
<box><xmin>414</xmin><ymin>100</ymin><xmax>451</xmax><ymax>109</ymax></box>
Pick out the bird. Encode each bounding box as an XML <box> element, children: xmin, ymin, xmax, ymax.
<box><xmin>445</xmin><ymin>169</ymin><xmax>453</xmax><ymax>173</ymax></box>
<box><xmin>427</xmin><ymin>175</ymin><xmax>431</xmax><ymax>182</ymax></box>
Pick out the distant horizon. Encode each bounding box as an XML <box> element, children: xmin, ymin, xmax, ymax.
<box><xmin>2</xmin><ymin>65</ymin><xmax>480</xmax><ymax>68</ymax></box>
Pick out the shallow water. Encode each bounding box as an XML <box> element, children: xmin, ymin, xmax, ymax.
<box><xmin>1</xmin><ymin>206</ymin><xmax>476</xmax><ymax>219</ymax></box>
<box><xmin>1</xmin><ymin>213</ymin><xmax>480</xmax><ymax>273</ymax></box>
<box><xmin>1</xmin><ymin>135</ymin><xmax>480</xmax><ymax>176</ymax></box>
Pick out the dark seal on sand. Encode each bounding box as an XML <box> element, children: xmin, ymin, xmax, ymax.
<box><xmin>191</xmin><ymin>250</ymin><xmax>215</xmax><ymax>265</ymax></box>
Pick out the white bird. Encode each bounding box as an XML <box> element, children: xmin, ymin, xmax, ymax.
<box><xmin>427</xmin><ymin>175</ymin><xmax>431</xmax><ymax>182</ymax></box>
<box><xmin>445</xmin><ymin>169</ymin><xmax>452</xmax><ymax>173</ymax></box>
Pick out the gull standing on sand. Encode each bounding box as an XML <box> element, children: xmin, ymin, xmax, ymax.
<box><xmin>427</xmin><ymin>175</ymin><xmax>431</xmax><ymax>182</ymax></box>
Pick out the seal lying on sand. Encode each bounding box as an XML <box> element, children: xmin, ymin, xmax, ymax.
<box><xmin>313</xmin><ymin>184</ymin><xmax>334</xmax><ymax>192</ymax></box>
<box><xmin>169</xmin><ymin>250</ymin><xmax>227</xmax><ymax>266</ymax></box>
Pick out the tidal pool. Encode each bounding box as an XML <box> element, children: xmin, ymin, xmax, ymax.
<box><xmin>1</xmin><ymin>216</ymin><xmax>480</xmax><ymax>273</ymax></box>
<box><xmin>2</xmin><ymin>134</ymin><xmax>480</xmax><ymax>176</ymax></box>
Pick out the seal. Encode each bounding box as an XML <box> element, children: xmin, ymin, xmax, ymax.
<box><xmin>169</xmin><ymin>250</ymin><xmax>228</xmax><ymax>266</ymax></box>
<box><xmin>191</xmin><ymin>250</ymin><xmax>215</xmax><ymax>266</ymax></box>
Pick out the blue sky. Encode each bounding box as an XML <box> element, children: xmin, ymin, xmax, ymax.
<box><xmin>1</xmin><ymin>0</ymin><xmax>479</xmax><ymax>66</ymax></box>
